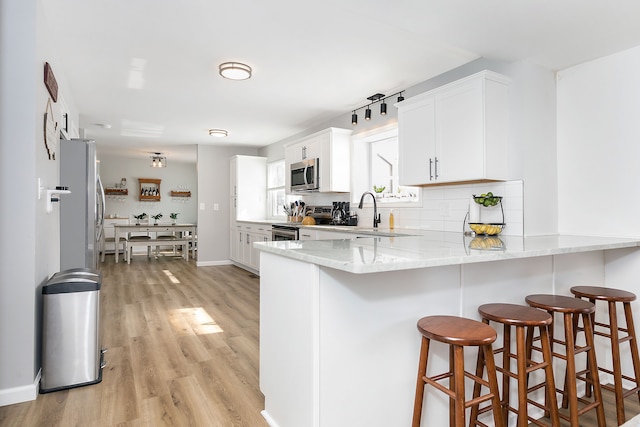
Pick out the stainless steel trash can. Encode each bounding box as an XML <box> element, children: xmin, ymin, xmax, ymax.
<box><xmin>40</xmin><ymin>270</ymin><xmax>105</xmax><ymax>393</ymax></box>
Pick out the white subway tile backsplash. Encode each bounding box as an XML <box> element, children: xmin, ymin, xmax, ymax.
<box><xmin>349</xmin><ymin>180</ymin><xmax>524</xmax><ymax>235</ymax></box>
<box><xmin>393</xmin><ymin>180</ymin><xmax>524</xmax><ymax>235</ymax></box>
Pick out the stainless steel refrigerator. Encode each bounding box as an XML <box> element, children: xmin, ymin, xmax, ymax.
<box><xmin>60</xmin><ymin>139</ymin><xmax>105</xmax><ymax>270</ymax></box>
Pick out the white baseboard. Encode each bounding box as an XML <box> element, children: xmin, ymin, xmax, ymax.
<box><xmin>0</xmin><ymin>369</ymin><xmax>40</xmax><ymax>407</ymax></box>
<box><xmin>261</xmin><ymin>410</ymin><xmax>280</xmax><ymax>427</ymax></box>
<box><xmin>196</xmin><ymin>259</ymin><xmax>233</xmax><ymax>267</ymax></box>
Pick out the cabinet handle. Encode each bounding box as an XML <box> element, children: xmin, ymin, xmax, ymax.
<box><xmin>247</xmin><ymin>234</ymin><xmax>251</xmax><ymax>244</ymax></box>
<box><xmin>434</xmin><ymin>157</ymin><xmax>439</xmax><ymax>180</ymax></box>
<box><xmin>239</xmin><ymin>233</ymin><xmax>243</xmax><ymax>243</ymax></box>
<box><xmin>429</xmin><ymin>158</ymin><xmax>434</xmax><ymax>181</ymax></box>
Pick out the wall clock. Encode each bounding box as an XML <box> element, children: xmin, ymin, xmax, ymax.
<box><xmin>44</xmin><ymin>98</ymin><xmax>58</xmax><ymax>160</ymax></box>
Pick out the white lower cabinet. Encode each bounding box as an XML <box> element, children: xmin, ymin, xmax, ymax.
<box><xmin>298</xmin><ymin>229</ymin><xmax>317</xmax><ymax>241</ymax></box>
<box><xmin>232</xmin><ymin>222</ymin><xmax>271</xmax><ymax>273</ymax></box>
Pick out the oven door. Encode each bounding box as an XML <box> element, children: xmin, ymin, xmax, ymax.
<box><xmin>290</xmin><ymin>159</ymin><xmax>319</xmax><ymax>192</ymax></box>
<box><xmin>271</xmin><ymin>225</ymin><xmax>299</xmax><ymax>241</ymax></box>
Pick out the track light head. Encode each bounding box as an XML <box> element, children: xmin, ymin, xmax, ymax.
<box><xmin>365</xmin><ymin>106</ymin><xmax>372</xmax><ymax>120</ymax></box>
<box><xmin>351</xmin><ymin>112</ymin><xmax>358</xmax><ymax>126</ymax></box>
<box><xmin>380</xmin><ymin>101</ymin><xmax>387</xmax><ymax>115</ymax></box>
<box><xmin>397</xmin><ymin>93</ymin><xmax>405</xmax><ymax>103</ymax></box>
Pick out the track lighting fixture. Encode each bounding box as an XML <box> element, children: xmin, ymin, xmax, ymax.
<box><xmin>350</xmin><ymin>91</ymin><xmax>405</xmax><ymax>125</ymax></box>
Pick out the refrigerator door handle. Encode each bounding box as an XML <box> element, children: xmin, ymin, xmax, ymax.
<box><xmin>96</xmin><ymin>175</ymin><xmax>105</xmax><ymax>242</ymax></box>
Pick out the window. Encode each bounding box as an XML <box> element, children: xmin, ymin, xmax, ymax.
<box><xmin>352</xmin><ymin>125</ymin><xmax>419</xmax><ymax>205</ymax></box>
<box><xmin>267</xmin><ymin>160</ymin><xmax>286</xmax><ymax>219</ymax></box>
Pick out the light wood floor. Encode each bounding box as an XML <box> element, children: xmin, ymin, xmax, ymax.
<box><xmin>0</xmin><ymin>253</ymin><xmax>269</xmax><ymax>427</ymax></box>
<box><xmin>1</xmin><ymin>253</ymin><xmax>640</xmax><ymax>426</ymax></box>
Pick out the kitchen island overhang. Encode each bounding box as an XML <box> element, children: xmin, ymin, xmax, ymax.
<box><xmin>256</xmin><ymin>232</ymin><xmax>640</xmax><ymax>427</ymax></box>
<box><xmin>255</xmin><ymin>231</ymin><xmax>640</xmax><ymax>274</ymax></box>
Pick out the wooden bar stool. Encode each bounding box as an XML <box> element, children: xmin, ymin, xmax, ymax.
<box><xmin>470</xmin><ymin>303</ymin><xmax>560</xmax><ymax>427</ymax></box>
<box><xmin>412</xmin><ymin>315</ymin><xmax>505</xmax><ymax>427</ymax></box>
<box><xmin>571</xmin><ymin>285</ymin><xmax>640</xmax><ymax>425</ymax></box>
<box><xmin>525</xmin><ymin>294</ymin><xmax>606</xmax><ymax>427</ymax></box>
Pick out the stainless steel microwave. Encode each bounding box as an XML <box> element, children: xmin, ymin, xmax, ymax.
<box><xmin>290</xmin><ymin>158</ymin><xmax>319</xmax><ymax>192</ymax></box>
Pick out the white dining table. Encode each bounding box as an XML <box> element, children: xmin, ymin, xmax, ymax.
<box><xmin>113</xmin><ymin>223</ymin><xmax>197</xmax><ymax>263</ymax></box>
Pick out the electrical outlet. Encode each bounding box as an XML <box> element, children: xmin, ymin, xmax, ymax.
<box><xmin>213</xmin><ymin>203</ymin><xmax>219</xmax><ymax>211</ymax></box>
<box><xmin>199</xmin><ymin>203</ymin><xmax>205</xmax><ymax>210</ymax></box>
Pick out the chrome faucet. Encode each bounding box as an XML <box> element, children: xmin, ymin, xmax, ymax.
<box><xmin>358</xmin><ymin>192</ymin><xmax>381</xmax><ymax>228</ymax></box>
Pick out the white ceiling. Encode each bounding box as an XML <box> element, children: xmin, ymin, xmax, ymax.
<box><xmin>41</xmin><ymin>0</ymin><xmax>640</xmax><ymax>163</ymax></box>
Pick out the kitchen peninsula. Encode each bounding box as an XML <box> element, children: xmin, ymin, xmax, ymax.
<box><xmin>256</xmin><ymin>231</ymin><xmax>640</xmax><ymax>427</ymax></box>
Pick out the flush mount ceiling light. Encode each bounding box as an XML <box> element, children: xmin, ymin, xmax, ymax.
<box><xmin>218</xmin><ymin>62</ymin><xmax>252</xmax><ymax>80</ymax></box>
<box><xmin>150</xmin><ymin>152</ymin><xmax>167</xmax><ymax>168</ymax></box>
<box><xmin>350</xmin><ymin>91</ymin><xmax>405</xmax><ymax>126</ymax></box>
<box><xmin>208</xmin><ymin>128</ymin><xmax>228</xmax><ymax>137</ymax></box>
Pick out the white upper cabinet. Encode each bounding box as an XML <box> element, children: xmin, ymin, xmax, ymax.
<box><xmin>398</xmin><ymin>70</ymin><xmax>510</xmax><ymax>186</ymax></box>
<box><xmin>285</xmin><ymin>127</ymin><xmax>352</xmax><ymax>193</ymax></box>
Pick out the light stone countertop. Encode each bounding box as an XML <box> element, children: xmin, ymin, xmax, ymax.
<box><xmin>255</xmin><ymin>231</ymin><xmax>640</xmax><ymax>274</ymax></box>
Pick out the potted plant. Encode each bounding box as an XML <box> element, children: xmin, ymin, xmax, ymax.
<box><xmin>170</xmin><ymin>212</ymin><xmax>179</xmax><ymax>224</ymax></box>
<box><xmin>151</xmin><ymin>213</ymin><xmax>163</xmax><ymax>225</ymax></box>
<box><xmin>133</xmin><ymin>213</ymin><xmax>147</xmax><ymax>225</ymax></box>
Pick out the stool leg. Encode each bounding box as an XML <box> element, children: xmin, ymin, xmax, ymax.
<box><xmin>609</xmin><ymin>300</ymin><xmax>626</xmax><ymax>425</ymax></box>
<box><xmin>483</xmin><ymin>343</ymin><xmax>506</xmax><ymax>427</ymax></box>
<box><xmin>539</xmin><ymin>324</ymin><xmax>560</xmax><ymax>426</ymax></box>
<box><xmin>563</xmin><ymin>312</ymin><xmax>580</xmax><ymax>427</ymax></box>
<box><xmin>502</xmin><ymin>324</ymin><xmax>511</xmax><ymax>424</ymax></box>
<box><xmin>469</xmin><ymin>337</ymin><xmax>486</xmax><ymax>425</ymax></box>
<box><xmin>515</xmin><ymin>325</ymin><xmax>527</xmax><ymax>427</ymax></box>
<box><xmin>583</xmin><ymin>312</ymin><xmax>606</xmax><ymax>427</ymax></box>
<box><xmin>624</xmin><ymin>302</ymin><xmax>640</xmax><ymax>405</ymax></box>
<box><xmin>451</xmin><ymin>345</ymin><xmax>465</xmax><ymax>427</ymax></box>
<box><xmin>412</xmin><ymin>336</ymin><xmax>430</xmax><ymax>427</ymax></box>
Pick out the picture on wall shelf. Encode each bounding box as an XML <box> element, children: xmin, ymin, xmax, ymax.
<box><xmin>44</xmin><ymin>62</ymin><xmax>58</xmax><ymax>102</ymax></box>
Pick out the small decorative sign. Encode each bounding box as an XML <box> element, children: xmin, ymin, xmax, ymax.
<box><xmin>44</xmin><ymin>62</ymin><xmax>58</xmax><ymax>102</ymax></box>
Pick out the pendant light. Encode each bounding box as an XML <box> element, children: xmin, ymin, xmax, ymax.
<box><xmin>150</xmin><ymin>153</ymin><xmax>167</xmax><ymax>168</ymax></box>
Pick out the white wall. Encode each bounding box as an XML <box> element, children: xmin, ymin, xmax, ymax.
<box><xmin>0</xmin><ymin>0</ymin><xmax>80</xmax><ymax>405</ymax></box>
<box><xmin>196</xmin><ymin>145</ymin><xmax>259</xmax><ymax>265</ymax></box>
<box><xmin>558</xmin><ymin>45</ymin><xmax>640</xmax><ymax>238</ymax></box>
<box><xmin>98</xmin><ymin>154</ymin><xmax>198</xmax><ymax>224</ymax></box>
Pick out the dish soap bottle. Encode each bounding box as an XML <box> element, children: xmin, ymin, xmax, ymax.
<box><xmin>389</xmin><ymin>209</ymin><xmax>394</xmax><ymax>230</ymax></box>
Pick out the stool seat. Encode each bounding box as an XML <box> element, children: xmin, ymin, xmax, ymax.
<box><xmin>526</xmin><ymin>294</ymin><xmax>595</xmax><ymax>314</ymax></box>
<box><xmin>478</xmin><ymin>303</ymin><xmax>552</xmax><ymax>326</ymax></box>
<box><xmin>417</xmin><ymin>315</ymin><xmax>496</xmax><ymax>346</ymax></box>
<box><xmin>571</xmin><ymin>285</ymin><xmax>636</xmax><ymax>302</ymax></box>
